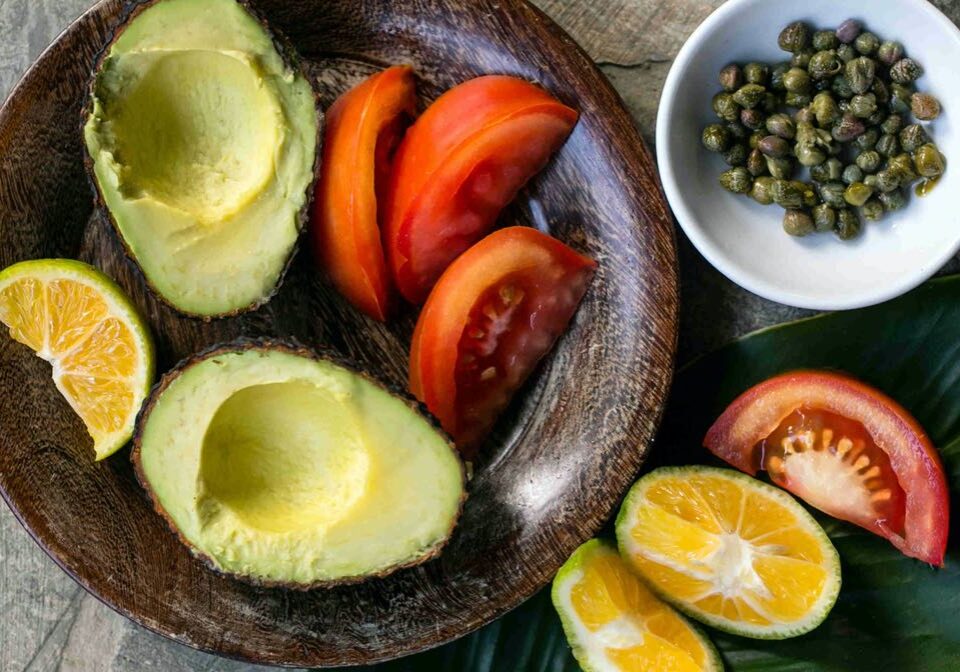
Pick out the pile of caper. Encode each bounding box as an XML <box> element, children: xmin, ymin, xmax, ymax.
<box><xmin>702</xmin><ymin>19</ymin><xmax>946</xmax><ymax>239</ymax></box>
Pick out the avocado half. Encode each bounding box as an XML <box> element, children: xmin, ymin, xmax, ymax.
<box><xmin>83</xmin><ymin>0</ymin><xmax>320</xmax><ymax>318</ymax></box>
<box><xmin>132</xmin><ymin>340</ymin><xmax>466</xmax><ymax>587</ymax></box>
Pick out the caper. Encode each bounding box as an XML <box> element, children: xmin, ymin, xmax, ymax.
<box><xmin>911</xmin><ymin>92</ymin><xmax>941</xmax><ymax>121</ymax></box>
<box><xmin>861</xmin><ymin>198</ymin><xmax>884</xmax><ymax>221</ymax></box>
<box><xmin>890</xmin><ymin>57</ymin><xmax>923</xmax><ymax>84</ymax></box>
<box><xmin>836</xmin><ymin>19</ymin><xmax>862</xmax><ymax>45</ymax></box>
<box><xmin>845</xmin><ymin>57</ymin><xmax>876</xmax><ymax>94</ymax></box>
<box><xmin>843</xmin><ymin>164</ymin><xmax>864</xmax><ymax>185</ymax></box>
<box><xmin>874</xmin><ymin>169</ymin><xmax>901</xmax><ymax>193</ymax></box>
<box><xmin>747</xmin><ymin>148</ymin><xmax>767</xmax><ymax>176</ymax></box>
<box><xmin>743</xmin><ymin>62</ymin><xmax>770</xmax><ymax>85</ymax></box>
<box><xmin>733</xmin><ymin>83</ymin><xmax>767</xmax><ymax>109</ymax></box>
<box><xmin>849</xmin><ymin>93</ymin><xmax>877</xmax><ymax>119</ymax></box>
<box><xmin>877</xmin><ymin>41</ymin><xmax>904</xmax><ymax>66</ymax></box>
<box><xmin>748</xmin><ymin>130</ymin><xmax>765</xmax><ymax>150</ymax></box>
<box><xmin>783</xmin><ymin>209</ymin><xmax>816</xmax><ymax>236</ymax></box>
<box><xmin>832</xmin><ymin>113</ymin><xmax>865</xmax><ymax>142</ymax></box>
<box><xmin>740</xmin><ymin>107</ymin><xmax>766</xmax><ymax>130</ymax></box>
<box><xmin>881</xmin><ymin>113</ymin><xmax>904</xmax><ymax>136</ymax></box>
<box><xmin>750</xmin><ymin>176</ymin><xmax>776</xmax><ymax>204</ymax></box>
<box><xmin>770</xmin><ymin>62</ymin><xmax>791</xmax><ymax>91</ymax></box>
<box><xmin>783</xmin><ymin>67</ymin><xmax>811</xmax><ymax>93</ymax></box>
<box><xmin>879</xmin><ymin>188</ymin><xmax>907</xmax><ymax>211</ymax></box>
<box><xmin>888</xmin><ymin>153</ymin><xmax>919</xmax><ymax>184</ymax></box>
<box><xmin>793</xmin><ymin>106</ymin><xmax>816</xmax><ymax>125</ymax></box>
<box><xmin>779</xmin><ymin>21</ymin><xmax>811</xmax><ymax>53</ymax></box>
<box><xmin>853</xmin><ymin>127</ymin><xmax>879</xmax><ymax>151</ymax></box>
<box><xmin>889</xmin><ymin>83</ymin><xmax>914</xmax><ymax>114</ymax></box>
<box><xmin>758</xmin><ymin>135</ymin><xmax>791</xmax><ymax>158</ymax></box>
<box><xmin>899</xmin><ymin>124</ymin><xmax>928</xmax><ymax>153</ymax></box>
<box><xmin>793</xmin><ymin>49</ymin><xmax>816</xmax><ymax>69</ymax></box>
<box><xmin>765</xmin><ymin>156</ymin><xmax>795</xmax><ymax>180</ymax></box>
<box><xmin>812</xmin><ymin>203</ymin><xmax>836</xmax><ymax>232</ymax></box>
<box><xmin>854</xmin><ymin>31</ymin><xmax>880</xmax><ymax>56</ymax></box>
<box><xmin>712</xmin><ymin>92</ymin><xmax>740</xmax><ymax>121</ymax></box>
<box><xmin>856</xmin><ymin>150</ymin><xmax>882</xmax><ymax>173</ymax></box>
<box><xmin>812</xmin><ymin>30</ymin><xmax>839</xmax><ymax>51</ymax></box>
<box><xmin>836</xmin><ymin>43</ymin><xmax>857</xmax><ymax>63</ymax></box>
<box><xmin>844</xmin><ymin>181</ymin><xmax>873</xmax><ymax>206</ymax></box>
<box><xmin>811</xmin><ymin>157</ymin><xmax>844</xmax><ymax>183</ymax></box>
<box><xmin>765</xmin><ymin>113</ymin><xmax>796</xmax><ymax>139</ymax></box>
<box><xmin>793</xmin><ymin>180</ymin><xmax>819</xmax><ymax>207</ymax></box>
<box><xmin>719</xmin><ymin>63</ymin><xmax>744</xmax><ymax>92</ymax></box>
<box><xmin>867</xmin><ymin>108</ymin><xmax>887</xmax><ymax>126</ymax></box>
<box><xmin>771</xmin><ymin>179</ymin><xmax>804</xmax><ymax>208</ymax></box>
<box><xmin>809</xmin><ymin>50</ymin><xmax>843</xmax><ymax>79</ymax></box>
<box><xmin>785</xmin><ymin>92</ymin><xmax>812</xmax><ymax>108</ymax></box>
<box><xmin>835</xmin><ymin>208</ymin><xmax>862</xmax><ymax>240</ymax></box>
<box><xmin>812</xmin><ymin>92</ymin><xmax>840</xmax><ymax>127</ymax></box>
<box><xmin>914</xmin><ymin>143</ymin><xmax>946</xmax><ymax>178</ymax></box>
<box><xmin>863</xmin><ymin>174</ymin><xmax>880</xmax><ymax>191</ymax></box>
<box><xmin>797</xmin><ymin>144</ymin><xmax>827</xmax><ymax>167</ymax></box>
<box><xmin>719</xmin><ymin>166</ymin><xmax>753</xmax><ymax>193</ymax></box>
<box><xmin>876</xmin><ymin>133</ymin><xmax>900</xmax><ymax>158</ymax></box>
<box><xmin>723</xmin><ymin>143</ymin><xmax>749</xmax><ymax>166</ymax></box>
<box><xmin>819</xmin><ymin>181</ymin><xmax>847</xmax><ymax>208</ymax></box>
<box><xmin>871</xmin><ymin>78</ymin><xmax>890</xmax><ymax>105</ymax></box>
<box><xmin>701</xmin><ymin>124</ymin><xmax>732</xmax><ymax>153</ymax></box>
<box><xmin>831</xmin><ymin>75</ymin><xmax>854</xmax><ymax>98</ymax></box>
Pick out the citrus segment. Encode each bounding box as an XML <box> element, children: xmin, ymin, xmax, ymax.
<box><xmin>616</xmin><ymin>466</ymin><xmax>840</xmax><ymax>639</ymax></box>
<box><xmin>0</xmin><ymin>259</ymin><xmax>154</xmax><ymax>459</ymax></box>
<box><xmin>552</xmin><ymin>539</ymin><xmax>723</xmax><ymax>672</ymax></box>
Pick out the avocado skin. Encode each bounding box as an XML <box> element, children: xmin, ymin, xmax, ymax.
<box><xmin>80</xmin><ymin>0</ymin><xmax>325</xmax><ymax>322</ymax></box>
<box><xmin>130</xmin><ymin>338</ymin><xmax>467</xmax><ymax>590</ymax></box>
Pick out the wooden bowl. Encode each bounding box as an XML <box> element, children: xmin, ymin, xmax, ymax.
<box><xmin>0</xmin><ymin>0</ymin><xmax>677</xmax><ymax>666</ymax></box>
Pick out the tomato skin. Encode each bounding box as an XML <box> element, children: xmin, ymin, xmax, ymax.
<box><xmin>410</xmin><ymin>226</ymin><xmax>595</xmax><ymax>456</ymax></box>
<box><xmin>704</xmin><ymin>370</ymin><xmax>949</xmax><ymax>566</ymax></box>
<box><xmin>313</xmin><ymin>66</ymin><xmax>416</xmax><ymax>321</ymax></box>
<box><xmin>385</xmin><ymin>76</ymin><xmax>579</xmax><ymax>305</ymax></box>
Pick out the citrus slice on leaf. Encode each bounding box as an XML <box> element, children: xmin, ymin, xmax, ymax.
<box><xmin>552</xmin><ymin>539</ymin><xmax>723</xmax><ymax>672</ymax></box>
<box><xmin>615</xmin><ymin>466</ymin><xmax>840</xmax><ymax>640</ymax></box>
<box><xmin>0</xmin><ymin>259</ymin><xmax>154</xmax><ymax>459</ymax></box>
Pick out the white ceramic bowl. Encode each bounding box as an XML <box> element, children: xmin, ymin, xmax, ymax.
<box><xmin>657</xmin><ymin>0</ymin><xmax>960</xmax><ymax>310</ymax></box>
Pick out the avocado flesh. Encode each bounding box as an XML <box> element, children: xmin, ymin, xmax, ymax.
<box><xmin>135</xmin><ymin>345</ymin><xmax>465</xmax><ymax>585</ymax></box>
<box><xmin>83</xmin><ymin>0</ymin><xmax>317</xmax><ymax>317</ymax></box>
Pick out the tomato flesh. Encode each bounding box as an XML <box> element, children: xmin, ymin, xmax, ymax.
<box><xmin>704</xmin><ymin>370</ymin><xmax>949</xmax><ymax>565</ymax></box>
<box><xmin>410</xmin><ymin>227</ymin><xmax>595</xmax><ymax>456</ymax></box>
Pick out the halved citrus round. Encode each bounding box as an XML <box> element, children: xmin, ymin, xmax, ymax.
<box><xmin>0</xmin><ymin>259</ymin><xmax>154</xmax><ymax>459</ymax></box>
<box><xmin>552</xmin><ymin>539</ymin><xmax>723</xmax><ymax>672</ymax></box>
<box><xmin>615</xmin><ymin>466</ymin><xmax>840</xmax><ymax>640</ymax></box>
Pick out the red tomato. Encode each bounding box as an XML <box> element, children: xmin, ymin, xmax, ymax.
<box><xmin>410</xmin><ymin>226</ymin><xmax>595</xmax><ymax>456</ymax></box>
<box><xmin>384</xmin><ymin>75</ymin><xmax>579</xmax><ymax>305</ymax></box>
<box><xmin>704</xmin><ymin>370</ymin><xmax>949</xmax><ymax>566</ymax></box>
<box><xmin>313</xmin><ymin>66</ymin><xmax>416</xmax><ymax>321</ymax></box>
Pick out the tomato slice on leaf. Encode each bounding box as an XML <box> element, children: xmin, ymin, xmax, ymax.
<box><xmin>410</xmin><ymin>226</ymin><xmax>595</xmax><ymax>457</ymax></box>
<box><xmin>704</xmin><ymin>370</ymin><xmax>949</xmax><ymax>566</ymax></box>
<box><xmin>385</xmin><ymin>75</ymin><xmax>579</xmax><ymax>304</ymax></box>
<box><xmin>313</xmin><ymin>65</ymin><xmax>416</xmax><ymax>321</ymax></box>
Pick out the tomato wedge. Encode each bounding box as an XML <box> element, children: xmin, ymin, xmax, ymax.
<box><xmin>313</xmin><ymin>65</ymin><xmax>416</xmax><ymax>320</ymax></box>
<box><xmin>410</xmin><ymin>226</ymin><xmax>595</xmax><ymax>456</ymax></box>
<box><xmin>704</xmin><ymin>370</ymin><xmax>949</xmax><ymax>566</ymax></box>
<box><xmin>384</xmin><ymin>75</ymin><xmax>579</xmax><ymax>305</ymax></box>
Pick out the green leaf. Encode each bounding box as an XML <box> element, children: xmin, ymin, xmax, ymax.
<box><xmin>355</xmin><ymin>276</ymin><xmax>960</xmax><ymax>672</ymax></box>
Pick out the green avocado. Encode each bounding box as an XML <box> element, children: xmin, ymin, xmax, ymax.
<box><xmin>83</xmin><ymin>0</ymin><xmax>318</xmax><ymax>317</ymax></box>
<box><xmin>133</xmin><ymin>342</ymin><xmax>466</xmax><ymax>586</ymax></box>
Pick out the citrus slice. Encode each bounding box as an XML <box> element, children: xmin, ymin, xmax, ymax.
<box><xmin>0</xmin><ymin>259</ymin><xmax>154</xmax><ymax>459</ymax></box>
<box><xmin>615</xmin><ymin>466</ymin><xmax>841</xmax><ymax>640</ymax></box>
<box><xmin>552</xmin><ymin>539</ymin><xmax>723</xmax><ymax>672</ymax></box>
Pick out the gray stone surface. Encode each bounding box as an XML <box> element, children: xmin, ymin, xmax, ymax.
<box><xmin>0</xmin><ymin>1</ymin><xmax>957</xmax><ymax>670</ymax></box>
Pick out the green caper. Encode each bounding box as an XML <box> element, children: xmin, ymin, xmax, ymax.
<box><xmin>864</xmin><ymin>174</ymin><xmax>880</xmax><ymax>191</ymax></box>
<box><xmin>831</xmin><ymin>75</ymin><xmax>855</xmax><ymax>98</ymax></box>
<box><xmin>836</xmin><ymin>43</ymin><xmax>857</xmax><ymax>63</ymax></box>
<box><xmin>748</xmin><ymin>130</ymin><xmax>765</xmax><ymax>150</ymax></box>
<box><xmin>779</xmin><ymin>21</ymin><xmax>811</xmax><ymax>53</ymax></box>
<box><xmin>874</xmin><ymin>169</ymin><xmax>901</xmax><ymax>193</ymax></box>
<box><xmin>844</xmin><ymin>181</ymin><xmax>873</xmax><ymax>206</ymax></box>
<box><xmin>854</xmin><ymin>31</ymin><xmax>880</xmax><ymax>56</ymax></box>
<box><xmin>733</xmin><ymin>83</ymin><xmax>767</xmax><ymax>109</ymax></box>
<box><xmin>879</xmin><ymin>188</ymin><xmax>907</xmax><ymax>211</ymax></box>
<box><xmin>911</xmin><ymin>93</ymin><xmax>941</xmax><ymax>121</ymax></box>
<box><xmin>853</xmin><ymin>127</ymin><xmax>879</xmax><ymax>151</ymax></box>
<box><xmin>899</xmin><ymin>124</ymin><xmax>928</xmax><ymax>152</ymax></box>
<box><xmin>723</xmin><ymin>143</ymin><xmax>749</xmax><ymax>167</ymax></box>
<box><xmin>877</xmin><ymin>41</ymin><xmax>904</xmax><ymax>66</ymax></box>
<box><xmin>765</xmin><ymin>156</ymin><xmax>795</xmax><ymax>180</ymax></box>
<box><xmin>719</xmin><ymin>167</ymin><xmax>753</xmax><ymax>194</ymax></box>
<box><xmin>836</xmin><ymin>19</ymin><xmax>862</xmax><ymax>45</ymax></box>
<box><xmin>791</xmin><ymin>49</ymin><xmax>815</xmax><ymax>68</ymax></box>
<box><xmin>712</xmin><ymin>92</ymin><xmax>741</xmax><ymax>121</ymax></box>
<box><xmin>797</xmin><ymin>144</ymin><xmax>827</xmax><ymax>167</ymax></box>
<box><xmin>809</xmin><ymin>50</ymin><xmax>843</xmax><ymax>79</ymax></box>
<box><xmin>848</xmin><ymin>93</ymin><xmax>877</xmax><ymax>119</ymax></box>
<box><xmin>771</xmin><ymin>179</ymin><xmax>804</xmax><ymax>208</ymax></box>
<box><xmin>876</xmin><ymin>133</ymin><xmax>900</xmax><ymax>158</ymax></box>
<box><xmin>794</xmin><ymin>180</ymin><xmax>819</xmax><ymax>207</ymax></box>
<box><xmin>812</xmin><ymin>92</ymin><xmax>840</xmax><ymax>126</ymax></box>
<box><xmin>793</xmin><ymin>106</ymin><xmax>816</xmax><ymax>125</ymax></box>
<box><xmin>747</xmin><ymin>148</ymin><xmax>767</xmax><ymax>177</ymax></box>
<box><xmin>758</xmin><ymin>135</ymin><xmax>791</xmax><ymax>158</ymax></box>
<box><xmin>740</xmin><ymin>108</ymin><xmax>766</xmax><ymax>130</ymax></box>
<box><xmin>765</xmin><ymin>113</ymin><xmax>796</xmax><ymax>139</ymax></box>
<box><xmin>881</xmin><ymin>113</ymin><xmax>904</xmax><ymax>135</ymax></box>
<box><xmin>783</xmin><ymin>209</ymin><xmax>816</xmax><ymax>236</ymax></box>
<box><xmin>813</xmin><ymin>30</ymin><xmax>839</xmax><ymax>51</ymax></box>
<box><xmin>743</xmin><ymin>62</ymin><xmax>770</xmax><ymax>85</ymax></box>
<box><xmin>770</xmin><ymin>62</ymin><xmax>791</xmax><ymax>91</ymax></box>
<box><xmin>842</xmin><ymin>164</ymin><xmax>864</xmax><ymax>185</ymax></box>
<box><xmin>832</xmin><ymin>113</ymin><xmax>866</xmax><ymax>142</ymax></box>
<box><xmin>845</xmin><ymin>57</ymin><xmax>876</xmax><ymax>94</ymax></box>
<box><xmin>719</xmin><ymin>63</ymin><xmax>744</xmax><ymax>92</ymax></box>
<box><xmin>890</xmin><ymin>57</ymin><xmax>923</xmax><ymax>84</ymax></box>
<box><xmin>819</xmin><ymin>181</ymin><xmax>847</xmax><ymax>208</ymax></box>
<box><xmin>750</xmin><ymin>176</ymin><xmax>776</xmax><ymax>204</ymax></box>
<box><xmin>871</xmin><ymin>78</ymin><xmax>890</xmax><ymax>105</ymax></box>
<box><xmin>867</xmin><ymin>108</ymin><xmax>888</xmax><ymax>126</ymax></box>
<box><xmin>783</xmin><ymin>68</ymin><xmax>811</xmax><ymax>93</ymax></box>
<box><xmin>702</xmin><ymin>124</ymin><xmax>732</xmax><ymax>153</ymax></box>
<box><xmin>811</xmin><ymin>157</ymin><xmax>844</xmax><ymax>183</ymax></box>
<box><xmin>856</xmin><ymin>150</ymin><xmax>882</xmax><ymax>173</ymax></box>
<box><xmin>889</xmin><ymin>82</ymin><xmax>914</xmax><ymax>114</ymax></box>
<box><xmin>861</xmin><ymin>198</ymin><xmax>884</xmax><ymax>221</ymax></box>
<box><xmin>785</xmin><ymin>92</ymin><xmax>812</xmax><ymax>108</ymax></box>
<box><xmin>914</xmin><ymin>143</ymin><xmax>946</xmax><ymax>178</ymax></box>
<box><xmin>812</xmin><ymin>203</ymin><xmax>837</xmax><ymax>232</ymax></box>
<box><xmin>835</xmin><ymin>208</ymin><xmax>862</xmax><ymax>240</ymax></box>
<box><xmin>888</xmin><ymin>153</ymin><xmax>919</xmax><ymax>184</ymax></box>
